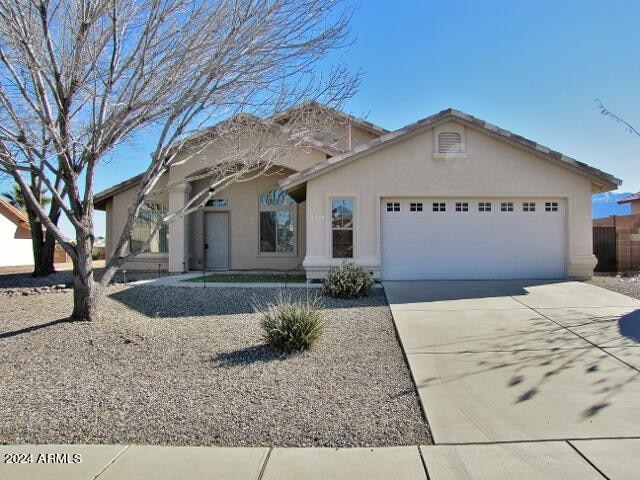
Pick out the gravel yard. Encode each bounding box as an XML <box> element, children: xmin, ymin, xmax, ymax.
<box><xmin>0</xmin><ymin>269</ymin><xmax>169</xmax><ymax>293</ymax></box>
<box><xmin>588</xmin><ymin>274</ymin><xmax>640</xmax><ymax>301</ymax></box>
<box><xmin>0</xmin><ymin>285</ymin><xmax>431</xmax><ymax>447</ymax></box>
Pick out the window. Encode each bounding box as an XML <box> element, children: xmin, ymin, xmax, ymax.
<box><xmin>433</xmin><ymin>202</ymin><xmax>446</xmax><ymax>212</ymax></box>
<box><xmin>130</xmin><ymin>203</ymin><xmax>168</xmax><ymax>253</ymax></box>
<box><xmin>206</xmin><ymin>198</ymin><xmax>229</xmax><ymax>208</ymax></box>
<box><xmin>410</xmin><ymin>202</ymin><xmax>423</xmax><ymax>212</ymax></box>
<box><xmin>332</xmin><ymin>199</ymin><xmax>353</xmax><ymax>258</ymax></box>
<box><xmin>438</xmin><ymin>132</ymin><xmax>463</xmax><ymax>153</ymax></box>
<box><xmin>455</xmin><ymin>202</ymin><xmax>469</xmax><ymax>212</ymax></box>
<box><xmin>523</xmin><ymin>202</ymin><xmax>536</xmax><ymax>212</ymax></box>
<box><xmin>479</xmin><ymin>202</ymin><xmax>492</xmax><ymax>212</ymax></box>
<box><xmin>545</xmin><ymin>201</ymin><xmax>559</xmax><ymax>212</ymax></box>
<box><xmin>501</xmin><ymin>202</ymin><xmax>514</xmax><ymax>212</ymax></box>
<box><xmin>259</xmin><ymin>189</ymin><xmax>295</xmax><ymax>253</ymax></box>
<box><xmin>386</xmin><ymin>202</ymin><xmax>400</xmax><ymax>212</ymax></box>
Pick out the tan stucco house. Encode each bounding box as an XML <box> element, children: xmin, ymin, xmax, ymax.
<box><xmin>94</xmin><ymin>104</ymin><xmax>621</xmax><ymax>280</ymax></box>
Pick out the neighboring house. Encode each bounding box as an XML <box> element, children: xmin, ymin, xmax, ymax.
<box><xmin>0</xmin><ymin>198</ymin><xmax>34</xmax><ymax>267</ymax></box>
<box><xmin>618</xmin><ymin>192</ymin><xmax>640</xmax><ymax>214</ymax></box>
<box><xmin>94</xmin><ymin>104</ymin><xmax>621</xmax><ymax>280</ymax></box>
<box><xmin>592</xmin><ymin>193</ymin><xmax>640</xmax><ymax>272</ymax></box>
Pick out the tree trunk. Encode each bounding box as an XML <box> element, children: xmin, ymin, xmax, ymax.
<box><xmin>28</xmin><ymin>207</ymin><xmax>61</xmax><ymax>278</ymax></box>
<box><xmin>70</xmin><ymin>234</ymin><xmax>100</xmax><ymax>322</ymax></box>
<box><xmin>31</xmin><ymin>230</ymin><xmax>57</xmax><ymax>277</ymax></box>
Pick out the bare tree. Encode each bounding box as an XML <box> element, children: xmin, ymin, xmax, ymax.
<box><xmin>0</xmin><ymin>0</ymin><xmax>358</xmax><ymax>321</ymax></box>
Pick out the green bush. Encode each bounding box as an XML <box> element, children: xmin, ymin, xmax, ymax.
<box><xmin>322</xmin><ymin>261</ymin><xmax>374</xmax><ymax>298</ymax></box>
<box><xmin>257</xmin><ymin>293</ymin><xmax>323</xmax><ymax>353</ymax></box>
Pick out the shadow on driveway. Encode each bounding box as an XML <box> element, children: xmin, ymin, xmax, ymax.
<box><xmin>619</xmin><ymin>310</ymin><xmax>640</xmax><ymax>343</ymax></box>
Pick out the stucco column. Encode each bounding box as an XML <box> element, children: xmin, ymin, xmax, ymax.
<box><xmin>168</xmin><ymin>183</ymin><xmax>191</xmax><ymax>272</ymax></box>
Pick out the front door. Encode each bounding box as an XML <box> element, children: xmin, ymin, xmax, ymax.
<box><xmin>204</xmin><ymin>212</ymin><xmax>229</xmax><ymax>270</ymax></box>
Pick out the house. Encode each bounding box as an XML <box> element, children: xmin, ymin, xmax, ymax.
<box><xmin>94</xmin><ymin>105</ymin><xmax>621</xmax><ymax>280</ymax></box>
<box><xmin>0</xmin><ymin>198</ymin><xmax>34</xmax><ymax>268</ymax></box>
<box><xmin>591</xmin><ymin>193</ymin><xmax>640</xmax><ymax>272</ymax></box>
<box><xmin>618</xmin><ymin>192</ymin><xmax>640</xmax><ymax>214</ymax></box>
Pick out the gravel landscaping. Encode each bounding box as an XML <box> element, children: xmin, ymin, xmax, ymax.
<box><xmin>588</xmin><ymin>274</ymin><xmax>640</xmax><ymax>301</ymax></box>
<box><xmin>0</xmin><ymin>285</ymin><xmax>431</xmax><ymax>447</ymax></box>
<box><xmin>0</xmin><ymin>270</ymin><xmax>174</xmax><ymax>296</ymax></box>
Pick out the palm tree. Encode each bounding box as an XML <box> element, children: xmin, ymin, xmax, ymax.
<box><xmin>2</xmin><ymin>184</ymin><xmax>50</xmax><ymax>210</ymax></box>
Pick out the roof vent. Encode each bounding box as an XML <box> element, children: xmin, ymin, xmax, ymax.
<box><xmin>438</xmin><ymin>132</ymin><xmax>463</xmax><ymax>153</ymax></box>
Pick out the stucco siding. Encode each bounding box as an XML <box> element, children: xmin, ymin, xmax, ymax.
<box><xmin>187</xmin><ymin>169</ymin><xmax>305</xmax><ymax>271</ymax></box>
<box><xmin>0</xmin><ymin>214</ymin><xmax>33</xmax><ymax>267</ymax></box>
<box><xmin>106</xmin><ymin>174</ymin><xmax>169</xmax><ymax>270</ymax></box>
<box><xmin>104</xmin><ymin>165</ymin><xmax>308</xmax><ymax>272</ymax></box>
<box><xmin>304</xmin><ymin>122</ymin><xmax>595</xmax><ymax>279</ymax></box>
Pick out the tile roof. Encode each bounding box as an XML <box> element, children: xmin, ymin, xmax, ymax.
<box><xmin>0</xmin><ymin>197</ymin><xmax>31</xmax><ymax>232</ymax></box>
<box><xmin>279</xmin><ymin>109</ymin><xmax>622</xmax><ymax>191</ymax></box>
<box><xmin>618</xmin><ymin>192</ymin><xmax>640</xmax><ymax>204</ymax></box>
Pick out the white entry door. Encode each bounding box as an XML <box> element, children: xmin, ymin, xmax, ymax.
<box><xmin>205</xmin><ymin>212</ymin><xmax>229</xmax><ymax>270</ymax></box>
<box><xmin>380</xmin><ymin>198</ymin><xmax>567</xmax><ymax>280</ymax></box>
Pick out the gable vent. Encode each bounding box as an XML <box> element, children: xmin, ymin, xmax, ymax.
<box><xmin>438</xmin><ymin>132</ymin><xmax>463</xmax><ymax>153</ymax></box>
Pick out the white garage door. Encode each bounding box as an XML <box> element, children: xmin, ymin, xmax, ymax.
<box><xmin>381</xmin><ymin>198</ymin><xmax>566</xmax><ymax>280</ymax></box>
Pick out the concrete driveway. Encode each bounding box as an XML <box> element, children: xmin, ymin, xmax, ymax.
<box><xmin>385</xmin><ymin>280</ymin><xmax>640</xmax><ymax>444</ymax></box>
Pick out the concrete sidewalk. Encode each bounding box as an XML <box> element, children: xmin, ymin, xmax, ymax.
<box><xmin>2</xmin><ymin>441</ymin><xmax>638</xmax><ymax>479</ymax></box>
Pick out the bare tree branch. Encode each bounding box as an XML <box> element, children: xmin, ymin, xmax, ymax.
<box><xmin>0</xmin><ymin>0</ymin><xmax>359</xmax><ymax>320</ymax></box>
<box><xmin>596</xmin><ymin>99</ymin><xmax>640</xmax><ymax>137</ymax></box>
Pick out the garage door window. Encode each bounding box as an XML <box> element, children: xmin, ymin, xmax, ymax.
<box><xmin>478</xmin><ymin>202</ymin><xmax>492</xmax><ymax>212</ymax></box>
<box><xmin>545</xmin><ymin>202</ymin><xmax>559</xmax><ymax>212</ymax></box>
<box><xmin>386</xmin><ymin>202</ymin><xmax>400</xmax><ymax>212</ymax></box>
<box><xmin>332</xmin><ymin>199</ymin><xmax>354</xmax><ymax>258</ymax></box>
<box><xmin>433</xmin><ymin>202</ymin><xmax>446</xmax><ymax>212</ymax></box>
<box><xmin>501</xmin><ymin>202</ymin><xmax>514</xmax><ymax>212</ymax></box>
<box><xmin>523</xmin><ymin>202</ymin><xmax>536</xmax><ymax>212</ymax></box>
<box><xmin>410</xmin><ymin>202</ymin><xmax>423</xmax><ymax>212</ymax></box>
<box><xmin>455</xmin><ymin>202</ymin><xmax>469</xmax><ymax>212</ymax></box>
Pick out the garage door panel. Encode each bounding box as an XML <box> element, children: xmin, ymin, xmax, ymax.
<box><xmin>381</xmin><ymin>198</ymin><xmax>566</xmax><ymax>280</ymax></box>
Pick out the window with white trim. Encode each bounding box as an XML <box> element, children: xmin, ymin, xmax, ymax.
<box><xmin>438</xmin><ymin>132</ymin><xmax>463</xmax><ymax>153</ymax></box>
<box><xmin>478</xmin><ymin>202</ymin><xmax>492</xmax><ymax>212</ymax></box>
<box><xmin>332</xmin><ymin>198</ymin><xmax>353</xmax><ymax>258</ymax></box>
<box><xmin>455</xmin><ymin>202</ymin><xmax>469</xmax><ymax>212</ymax></box>
<box><xmin>259</xmin><ymin>189</ymin><xmax>295</xmax><ymax>253</ymax></box>
<box><xmin>545</xmin><ymin>202</ymin><xmax>559</xmax><ymax>212</ymax></box>
<box><xmin>523</xmin><ymin>202</ymin><xmax>536</xmax><ymax>212</ymax></box>
<box><xmin>432</xmin><ymin>202</ymin><xmax>446</xmax><ymax>212</ymax></box>
<box><xmin>501</xmin><ymin>202</ymin><xmax>514</xmax><ymax>212</ymax></box>
<box><xmin>386</xmin><ymin>202</ymin><xmax>400</xmax><ymax>212</ymax></box>
<box><xmin>410</xmin><ymin>202</ymin><xmax>423</xmax><ymax>212</ymax></box>
<box><xmin>130</xmin><ymin>203</ymin><xmax>168</xmax><ymax>253</ymax></box>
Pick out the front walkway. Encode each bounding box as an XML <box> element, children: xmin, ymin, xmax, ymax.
<box><xmin>134</xmin><ymin>272</ymin><xmax>322</xmax><ymax>288</ymax></box>
<box><xmin>3</xmin><ymin>441</ymin><xmax>637</xmax><ymax>479</ymax></box>
<box><xmin>385</xmin><ymin>280</ymin><xmax>640</xmax><ymax>444</ymax></box>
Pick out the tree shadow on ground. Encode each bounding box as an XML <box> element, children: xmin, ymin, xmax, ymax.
<box><xmin>108</xmin><ymin>284</ymin><xmax>383</xmax><ymax>318</ymax></box>
<box><xmin>619</xmin><ymin>310</ymin><xmax>640</xmax><ymax>342</ymax></box>
<box><xmin>208</xmin><ymin>345</ymin><xmax>283</xmax><ymax>368</ymax></box>
<box><xmin>0</xmin><ymin>317</ymin><xmax>74</xmax><ymax>340</ymax></box>
<box><xmin>414</xmin><ymin>310</ymin><xmax>640</xmax><ymax>422</ymax></box>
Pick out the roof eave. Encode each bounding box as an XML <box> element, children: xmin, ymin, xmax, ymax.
<box><xmin>93</xmin><ymin>173</ymin><xmax>144</xmax><ymax>210</ymax></box>
<box><xmin>280</xmin><ymin>109</ymin><xmax>622</xmax><ymax>192</ymax></box>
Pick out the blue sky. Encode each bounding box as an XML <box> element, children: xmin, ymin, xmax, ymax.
<box><xmin>3</xmin><ymin>0</ymin><xmax>640</xmax><ymax>236</ymax></box>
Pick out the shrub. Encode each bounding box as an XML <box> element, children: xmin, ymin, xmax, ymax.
<box><xmin>322</xmin><ymin>261</ymin><xmax>374</xmax><ymax>299</ymax></box>
<box><xmin>257</xmin><ymin>293</ymin><xmax>323</xmax><ymax>353</ymax></box>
